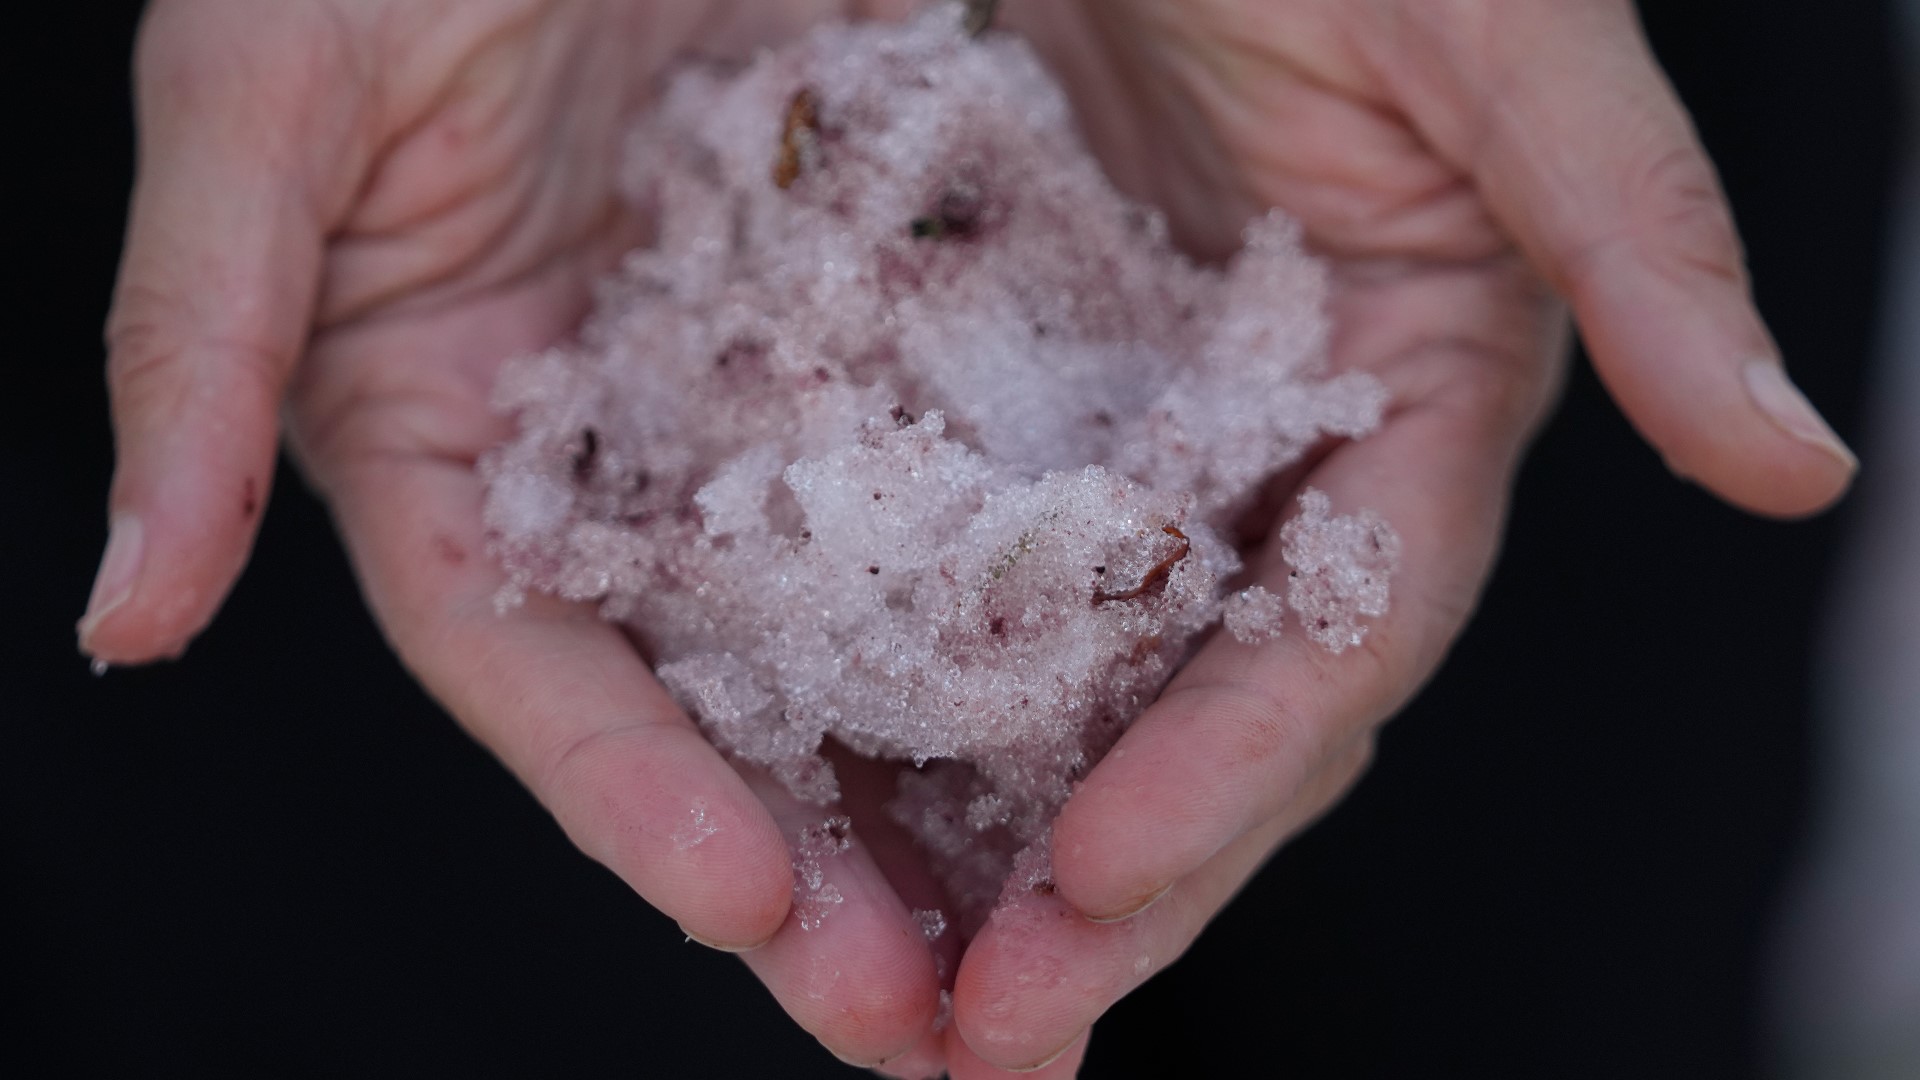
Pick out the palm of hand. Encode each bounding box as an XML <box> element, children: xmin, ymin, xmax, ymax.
<box><xmin>279</xmin><ymin>1</ymin><xmax>986</xmax><ymax>1071</ymax></box>
<box><xmin>92</xmin><ymin>0</ymin><xmax>1852</xmax><ymax>1076</ymax></box>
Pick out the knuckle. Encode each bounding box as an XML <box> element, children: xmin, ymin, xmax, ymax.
<box><xmin>1627</xmin><ymin>143</ymin><xmax>1745</xmax><ymax>284</ymax></box>
<box><xmin>534</xmin><ymin>721</ymin><xmax>788</xmax><ymax>939</ymax></box>
<box><xmin>1169</xmin><ymin>642</ymin><xmax>1406</xmax><ymax>792</ymax></box>
<box><xmin>530</xmin><ymin>701</ymin><xmax>663</xmax><ymax>822</ymax></box>
<box><xmin>104</xmin><ymin>325</ymin><xmax>197</xmax><ymax>426</ymax></box>
<box><xmin>103</xmin><ymin>310</ymin><xmax>177</xmax><ymax>391</ymax></box>
<box><xmin>134</xmin><ymin>0</ymin><xmax>360</xmax><ymax>129</ymax></box>
<box><xmin>1563</xmin><ymin>141</ymin><xmax>1745</xmax><ymax>296</ymax></box>
<box><xmin>106</xmin><ymin>326</ymin><xmax>291</xmax><ymax>426</ymax></box>
<box><xmin>538</xmin><ymin>722</ymin><xmax>623</xmax><ymax>808</ymax></box>
<box><xmin>133</xmin><ymin>0</ymin><xmax>249</xmax><ymax>99</ymax></box>
<box><xmin>107</xmin><ymin>280</ymin><xmax>293</xmax><ymax>392</ymax></box>
<box><xmin>1173</xmin><ymin>682</ymin><xmax>1320</xmax><ymax>773</ymax></box>
<box><xmin>541</xmin><ymin>726</ymin><xmax>665</xmax><ymax>869</ymax></box>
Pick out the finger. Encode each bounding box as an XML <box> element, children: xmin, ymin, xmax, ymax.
<box><xmin>874</xmin><ymin>1030</ymin><xmax>950</xmax><ymax>1080</ymax></box>
<box><xmin>736</xmin><ymin>772</ymin><xmax>944</xmax><ymax>1069</ymax></box>
<box><xmin>319</xmin><ymin>448</ymin><xmax>796</xmax><ymax>952</ymax></box>
<box><xmin>84</xmin><ymin>1</ymin><xmax>368</xmax><ymax>663</ymax></box>
<box><xmin>956</xmin><ymin>741</ymin><xmax>1369</xmax><ymax>1071</ymax></box>
<box><xmin>302</xmin><ymin>285</ymin><xmax>933</xmax><ymax>1055</ymax></box>
<box><xmin>1380</xmin><ymin>0</ymin><xmax>1853</xmax><ymax>517</ymax></box>
<box><xmin>947</xmin><ymin>1026</ymin><xmax>1090</xmax><ymax>1080</ymax></box>
<box><xmin>1052</xmin><ymin>258</ymin><xmax>1555</xmax><ymax>923</ymax></box>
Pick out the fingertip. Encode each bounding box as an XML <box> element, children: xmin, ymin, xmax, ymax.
<box><xmin>563</xmin><ymin>729</ymin><xmax>795</xmax><ymax>949</ymax></box>
<box><xmin>1675</xmin><ymin>449</ymin><xmax>1856</xmax><ymax>522</ymax></box>
<box><xmin>817</xmin><ymin>918</ymin><xmax>943</xmax><ymax>1053</ymax></box>
<box><xmin>745</xmin><ymin>884</ymin><xmax>940</xmax><ymax>1066</ymax></box>
<box><xmin>1570</xmin><ymin>247</ymin><xmax>1856</xmax><ymax>520</ymax></box>
<box><xmin>87</xmin><ymin>333</ymin><xmax>294</xmax><ymax>665</ymax></box>
<box><xmin>681</xmin><ymin>926</ymin><xmax>777</xmax><ymax>954</ymax></box>
<box><xmin>690</xmin><ymin>826</ymin><xmax>796</xmax><ymax>949</ymax></box>
<box><xmin>1634</xmin><ymin>357</ymin><xmax>1857</xmax><ymax>521</ymax></box>
<box><xmin>868</xmin><ymin>1028</ymin><xmax>948</xmax><ymax>1079</ymax></box>
<box><xmin>75</xmin><ymin>512</ymin><xmax>148</xmax><ymax>660</ymax></box>
<box><xmin>948</xmin><ymin>997</ymin><xmax>1090</xmax><ymax>1078</ymax></box>
<box><xmin>1048</xmin><ymin>688</ymin><xmax>1283</xmax><ymax>923</ymax></box>
<box><xmin>674</xmin><ymin>851</ymin><xmax>792</xmax><ymax>953</ymax></box>
<box><xmin>78</xmin><ymin>469</ymin><xmax>272</xmax><ymax>666</ymax></box>
<box><xmin>1728</xmin><ymin>359</ymin><xmax>1857</xmax><ymax>517</ymax></box>
<box><xmin>952</xmin><ymin>899</ymin><xmax>1107</xmax><ymax>1071</ymax></box>
<box><xmin>1049</xmin><ymin>797</ymin><xmax>1169</xmax><ymax>924</ymax></box>
<box><xmin>1080</xmin><ymin>883</ymin><xmax>1171</xmax><ymax>925</ymax></box>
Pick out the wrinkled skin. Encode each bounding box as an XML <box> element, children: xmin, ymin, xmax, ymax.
<box><xmin>84</xmin><ymin>0</ymin><xmax>1853</xmax><ymax>1075</ymax></box>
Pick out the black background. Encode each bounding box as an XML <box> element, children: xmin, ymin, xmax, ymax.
<box><xmin>4</xmin><ymin>2</ymin><xmax>1904</xmax><ymax>1076</ymax></box>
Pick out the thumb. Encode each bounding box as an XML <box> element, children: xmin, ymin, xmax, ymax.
<box><xmin>81</xmin><ymin>2</ymin><xmax>363</xmax><ymax>663</ymax></box>
<box><xmin>1396</xmin><ymin>0</ymin><xmax>1855</xmax><ymax>518</ymax></box>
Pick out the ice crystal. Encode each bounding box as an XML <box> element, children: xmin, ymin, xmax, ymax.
<box><xmin>913</xmin><ymin>908</ymin><xmax>949</xmax><ymax>942</ymax></box>
<box><xmin>671</xmin><ymin>796</ymin><xmax>719</xmax><ymax>850</ymax></box>
<box><xmin>793</xmin><ymin>815</ymin><xmax>854</xmax><ymax>931</ymax></box>
<box><xmin>1224</xmin><ymin>585</ymin><xmax>1289</xmax><ymax>645</ymax></box>
<box><xmin>1280</xmin><ymin>489</ymin><xmax>1400</xmax><ymax>653</ymax></box>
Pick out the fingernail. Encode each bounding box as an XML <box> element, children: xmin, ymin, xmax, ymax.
<box><xmin>828</xmin><ymin>1043</ymin><xmax>911</xmax><ymax>1069</ymax></box>
<box><xmin>77</xmin><ymin>513</ymin><xmax>144</xmax><ymax>648</ymax></box>
<box><xmin>1742</xmin><ymin>360</ymin><xmax>1857</xmax><ymax>471</ymax></box>
<box><xmin>1009</xmin><ymin>1032</ymin><xmax>1084</xmax><ymax>1073</ymax></box>
<box><xmin>1084</xmin><ymin>883</ymin><xmax>1170</xmax><ymax>924</ymax></box>
<box><xmin>867</xmin><ymin>1043</ymin><xmax>946</xmax><ymax>1079</ymax></box>
<box><xmin>680</xmin><ymin>925</ymin><xmax>773</xmax><ymax>953</ymax></box>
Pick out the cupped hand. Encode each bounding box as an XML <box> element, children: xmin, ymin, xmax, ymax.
<box><xmin>937</xmin><ymin>0</ymin><xmax>1857</xmax><ymax>1071</ymax></box>
<box><xmin>81</xmin><ymin>1</ymin><xmax>1857</xmax><ymax>1077</ymax></box>
<box><xmin>84</xmin><ymin>0</ymin><xmax>965</xmax><ymax>1072</ymax></box>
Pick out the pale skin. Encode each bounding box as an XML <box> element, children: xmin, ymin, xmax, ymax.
<box><xmin>82</xmin><ymin>0</ymin><xmax>1855</xmax><ymax>1076</ymax></box>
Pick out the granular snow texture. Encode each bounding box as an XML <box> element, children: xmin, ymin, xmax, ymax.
<box><xmin>481</xmin><ymin>4</ymin><xmax>1396</xmax><ymax>920</ymax></box>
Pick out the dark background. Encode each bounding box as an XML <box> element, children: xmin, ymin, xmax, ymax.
<box><xmin>4</xmin><ymin>2</ymin><xmax>1904</xmax><ymax>1077</ymax></box>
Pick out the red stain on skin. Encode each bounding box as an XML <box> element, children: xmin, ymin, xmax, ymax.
<box><xmin>241</xmin><ymin>477</ymin><xmax>259</xmax><ymax>518</ymax></box>
<box><xmin>433</xmin><ymin>535</ymin><xmax>468</xmax><ymax>567</ymax></box>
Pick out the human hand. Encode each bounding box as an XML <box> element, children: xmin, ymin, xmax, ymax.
<box><xmin>939</xmin><ymin>0</ymin><xmax>1858</xmax><ymax>1071</ymax></box>
<box><xmin>81</xmin><ymin>0</ymin><xmax>1858</xmax><ymax>1077</ymax></box>
<box><xmin>82</xmin><ymin>0</ymin><xmax>969</xmax><ymax>1072</ymax></box>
